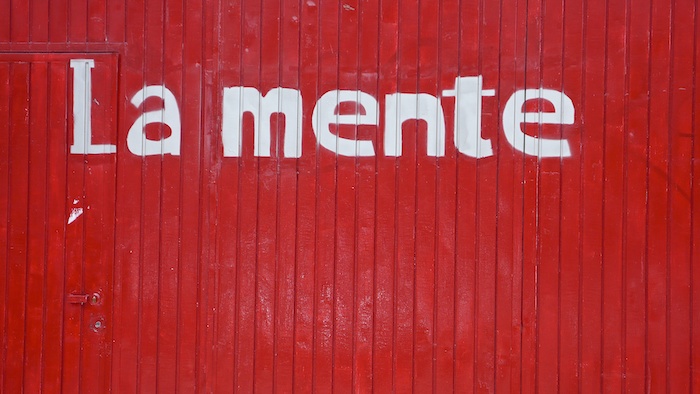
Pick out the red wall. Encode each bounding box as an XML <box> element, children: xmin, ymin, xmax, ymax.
<box><xmin>1</xmin><ymin>0</ymin><xmax>699</xmax><ymax>392</ymax></box>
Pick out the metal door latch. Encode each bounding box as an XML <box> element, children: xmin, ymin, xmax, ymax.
<box><xmin>66</xmin><ymin>292</ymin><xmax>101</xmax><ymax>305</ymax></box>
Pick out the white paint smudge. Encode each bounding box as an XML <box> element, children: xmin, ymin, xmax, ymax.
<box><xmin>68</xmin><ymin>208</ymin><xmax>83</xmax><ymax>224</ymax></box>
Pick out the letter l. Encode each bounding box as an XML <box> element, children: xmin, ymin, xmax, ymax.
<box><xmin>70</xmin><ymin>59</ymin><xmax>116</xmax><ymax>154</ymax></box>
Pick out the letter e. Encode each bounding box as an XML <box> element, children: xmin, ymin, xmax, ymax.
<box><xmin>502</xmin><ymin>89</ymin><xmax>575</xmax><ymax>158</ymax></box>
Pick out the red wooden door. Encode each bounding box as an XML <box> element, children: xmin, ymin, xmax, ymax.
<box><xmin>0</xmin><ymin>54</ymin><xmax>117</xmax><ymax>393</ymax></box>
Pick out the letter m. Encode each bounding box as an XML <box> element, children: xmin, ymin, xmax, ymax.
<box><xmin>222</xmin><ymin>87</ymin><xmax>303</xmax><ymax>158</ymax></box>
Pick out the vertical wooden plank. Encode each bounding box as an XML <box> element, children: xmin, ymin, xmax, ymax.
<box><xmin>0</xmin><ymin>62</ymin><xmax>10</xmax><ymax>394</ymax></box>
<box><xmin>520</xmin><ymin>0</ymin><xmax>543</xmax><ymax>391</ymax></box>
<box><xmin>69</xmin><ymin>0</ymin><xmax>87</xmax><ymax>42</ymax></box>
<box><xmin>412</xmin><ymin>154</ymin><xmax>437</xmax><ymax>393</ymax></box>
<box><xmin>10</xmin><ymin>0</ymin><xmax>30</xmax><ymax>42</ymax></box>
<box><xmin>111</xmin><ymin>53</ymin><xmax>127</xmax><ymax>390</ymax></box>
<box><xmin>601</xmin><ymin>2</ymin><xmax>628</xmax><ymax>391</ymax></box>
<box><xmin>668</xmin><ymin>0</ymin><xmax>694</xmax><ymax>391</ymax></box>
<box><xmin>474</xmin><ymin>7</ymin><xmax>498</xmax><ymax>387</ymax></box>
<box><xmin>353</xmin><ymin>0</ymin><xmax>379</xmax><ymax>391</ymax></box>
<box><xmin>210</xmin><ymin>81</ymin><xmax>237</xmax><ymax>391</ymax></box>
<box><xmin>372</xmin><ymin>0</ymin><xmax>398</xmax><ymax>390</ymax></box>
<box><xmin>253</xmin><ymin>159</ymin><xmax>278</xmax><ymax>394</ymax></box>
<box><xmin>621</xmin><ymin>0</ymin><xmax>651</xmax><ymax>391</ymax></box>
<box><xmin>331</xmin><ymin>146</ymin><xmax>356</xmax><ymax>392</ymax></box>
<box><xmin>579</xmin><ymin>0</ymin><xmax>606</xmax><ymax>391</ymax></box>
<box><xmin>235</xmin><ymin>0</ymin><xmax>262</xmax><ymax>390</ymax></box>
<box><xmin>3</xmin><ymin>63</ymin><xmax>30</xmax><ymax>394</ymax></box>
<box><xmin>274</xmin><ymin>170</ymin><xmax>300</xmax><ymax>393</ymax></box>
<box><xmin>48</xmin><ymin>0</ymin><xmax>68</xmax><ymax>43</ymax></box>
<box><xmin>352</xmin><ymin>162</ymin><xmax>377</xmax><ymax>393</ymax></box>
<box><xmin>137</xmin><ymin>0</ymin><xmax>166</xmax><ymax>391</ymax></box>
<box><xmin>201</xmin><ymin>0</ymin><xmax>219</xmax><ymax>391</ymax></box>
<box><xmin>334</xmin><ymin>0</ymin><xmax>360</xmax><ymax>391</ymax></box>
<box><xmin>559</xmin><ymin>0</ymin><xmax>586</xmax><ymax>392</ymax></box>
<box><xmin>133</xmin><ymin>120</ymin><xmax>159</xmax><ymax>394</ymax></box>
<box><xmin>647</xmin><ymin>0</ymin><xmax>672</xmax><ymax>390</ymax></box>
<box><xmin>480</xmin><ymin>0</ymin><xmax>515</xmax><ymax>392</ymax></box>
<box><xmin>207</xmin><ymin>0</ymin><xmax>224</xmax><ymax>388</ymax></box>
<box><xmin>293</xmin><ymin>1</ymin><xmax>319</xmax><ymax>392</ymax></box>
<box><xmin>693</xmin><ymin>4</ymin><xmax>700</xmax><ymax>391</ymax></box>
<box><xmin>493</xmin><ymin>7</ymin><xmax>517</xmax><ymax>390</ymax></box>
<box><xmin>537</xmin><ymin>0</ymin><xmax>566</xmax><ymax>390</ymax></box>
<box><xmin>63</xmin><ymin>59</ymin><xmax>86</xmax><ymax>394</ymax></box>
<box><xmin>78</xmin><ymin>56</ymin><xmax>117</xmax><ymax>394</ymax></box>
<box><xmin>500</xmin><ymin>1</ymin><xmax>528</xmax><ymax>391</ymax></box>
<box><xmin>113</xmin><ymin>0</ymin><xmax>147</xmax><ymax>390</ymax></box>
<box><xmin>42</xmin><ymin>62</ymin><xmax>68</xmax><ymax>393</ymax></box>
<box><xmin>0</xmin><ymin>62</ymin><xmax>28</xmax><ymax>393</ymax></box>
<box><xmin>0</xmin><ymin>0</ymin><xmax>9</xmax><ymax>41</ymax></box>
<box><xmin>30</xmin><ymin>0</ymin><xmax>50</xmax><ymax>42</ymax></box>
<box><xmin>272</xmin><ymin>137</ymin><xmax>300</xmax><ymax>389</ymax></box>
<box><xmin>516</xmin><ymin>1</ymin><xmax>537</xmax><ymax>393</ymax></box>
<box><xmin>254</xmin><ymin>0</ymin><xmax>282</xmax><ymax>390</ymax></box>
<box><xmin>293</xmin><ymin>3</ymin><xmax>319</xmax><ymax>391</ymax></box>
<box><xmin>177</xmin><ymin>0</ymin><xmax>205</xmax><ymax>389</ymax></box>
<box><xmin>274</xmin><ymin>1</ymin><xmax>302</xmax><ymax>391</ymax></box>
<box><xmin>344</xmin><ymin>8</ymin><xmax>366</xmax><ymax>391</ymax></box>
<box><xmin>106</xmin><ymin>0</ymin><xmax>126</xmax><ymax>42</ymax></box>
<box><xmin>87</xmin><ymin>0</ymin><xmax>107</xmax><ymax>41</ymax></box>
<box><xmin>435</xmin><ymin>1</ymin><xmax>458</xmax><ymax>391</ymax></box>
<box><xmin>393</xmin><ymin>1</ymin><xmax>418</xmax><ymax>391</ymax></box>
<box><xmin>413</xmin><ymin>0</ymin><xmax>439</xmax><ymax>391</ymax></box>
<box><xmin>313</xmin><ymin>1</ymin><xmax>338</xmax><ymax>391</ymax></box>
<box><xmin>454</xmin><ymin>0</ymin><xmax>480</xmax><ymax>391</ymax></box>
<box><xmin>456</xmin><ymin>48</ymin><xmax>477</xmax><ymax>394</ymax></box>
<box><xmin>212</xmin><ymin>0</ymin><xmax>238</xmax><ymax>391</ymax></box>
<box><xmin>23</xmin><ymin>61</ymin><xmax>49</xmax><ymax>394</ymax></box>
<box><xmin>525</xmin><ymin>0</ymin><xmax>544</xmax><ymax>389</ymax></box>
<box><xmin>391</xmin><ymin>117</ymin><xmax>417</xmax><ymax>391</ymax></box>
<box><xmin>154</xmin><ymin>0</ymin><xmax>185</xmax><ymax>391</ymax></box>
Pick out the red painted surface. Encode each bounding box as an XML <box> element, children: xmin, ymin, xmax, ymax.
<box><xmin>0</xmin><ymin>0</ymin><xmax>699</xmax><ymax>392</ymax></box>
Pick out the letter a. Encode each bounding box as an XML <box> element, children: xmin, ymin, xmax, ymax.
<box><xmin>127</xmin><ymin>85</ymin><xmax>182</xmax><ymax>156</ymax></box>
